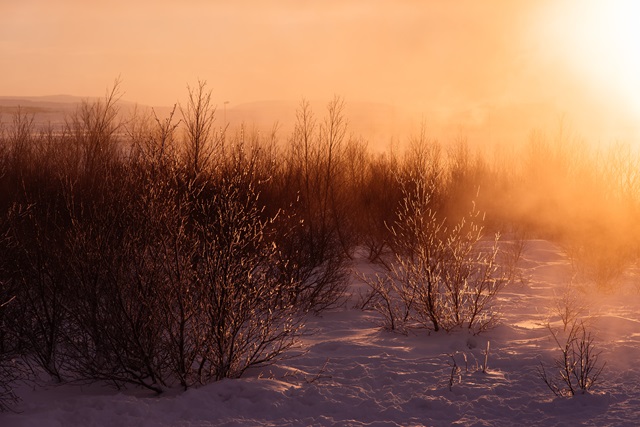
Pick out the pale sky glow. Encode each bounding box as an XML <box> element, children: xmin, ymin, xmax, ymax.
<box><xmin>535</xmin><ymin>0</ymin><xmax>640</xmax><ymax>119</ymax></box>
<box><xmin>1</xmin><ymin>0</ymin><xmax>639</xmax><ymax>144</ymax></box>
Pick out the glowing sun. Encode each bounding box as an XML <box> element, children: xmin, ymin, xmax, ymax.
<box><xmin>542</xmin><ymin>0</ymin><xmax>640</xmax><ymax>118</ymax></box>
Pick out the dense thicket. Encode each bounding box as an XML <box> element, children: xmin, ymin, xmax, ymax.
<box><xmin>1</xmin><ymin>82</ymin><xmax>639</xmax><ymax>407</ymax></box>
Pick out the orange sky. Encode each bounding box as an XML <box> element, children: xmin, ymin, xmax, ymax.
<box><xmin>1</xmin><ymin>0</ymin><xmax>639</xmax><ymax>145</ymax></box>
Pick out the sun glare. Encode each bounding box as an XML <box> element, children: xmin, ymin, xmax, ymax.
<box><xmin>542</xmin><ymin>0</ymin><xmax>640</xmax><ymax>119</ymax></box>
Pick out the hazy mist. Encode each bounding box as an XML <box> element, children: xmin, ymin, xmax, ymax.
<box><xmin>2</xmin><ymin>0</ymin><xmax>639</xmax><ymax>145</ymax></box>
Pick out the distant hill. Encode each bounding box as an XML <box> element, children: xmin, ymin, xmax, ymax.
<box><xmin>0</xmin><ymin>95</ymin><xmax>80</xmax><ymax>125</ymax></box>
<box><xmin>3</xmin><ymin>95</ymin><xmax>635</xmax><ymax>150</ymax></box>
<box><xmin>0</xmin><ymin>96</ymin><xmax>415</xmax><ymax>149</ymax></box>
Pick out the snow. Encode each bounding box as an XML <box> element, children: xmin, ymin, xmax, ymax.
<box><xmin>3</xmin><ymin>239</ymin><xmax>640</xmax><ymax>426</ymax></box>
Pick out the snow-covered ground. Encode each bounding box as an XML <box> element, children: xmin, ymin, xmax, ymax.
<box><xmin>3</xmin><ymin>240</ymin><xmax>640</xmax><ymax>426</ymax></box>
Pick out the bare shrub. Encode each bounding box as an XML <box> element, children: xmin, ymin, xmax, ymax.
<box><xmin>0</xmin><ymin>85</ymin><xmax>127</xmax><ymax>384</ymax></box>
<box><xmin>125</xmin><ymin>104</ymin><xmax>180</xmax><ymax>174</ymax></box>
<box><xmin>552</xmin><ymin>282</ymin><xmax>588</xmax><ymax>332</ymax></box>
<box><xmin>340</xmin><ymin>137</ymin><xmax>372</xmax><ymax>254</ymax></box>
<box><xmin>495</xmin><ymin>225</ymin><xmax>530</xmax><ymax>287</ymax></box>
<box><xmin>538</xmin><ymin>321</ymin><xmax>606</xmax><ymax>397</ymax></box>
<box><xmin>0</xmin><ymin>203</ymin><xmax>31</xmax><ymax>411</ymax></box>
<box><xmin>443</xmin><ymin>138</ymin><xmax>488</xmax><ymax>220</ymax></box>
<box><xmin>55</xmin><ymin>141</ymin><xmax>305</xmax><ymax>392</ymax></box>
<box><xmin>64</xmin><ymin>79</ymin><xmax>123</xmax><ymax>185</ymax></box>
<box><xmin>0</xmin><ymin>82</ymin><xmax>311</xmax><ymax>394</ymax></box>
<box><xmin>60</xmin><ymin>180</ymin><xmax>171</xmax><ymax>393</ymax></box>
<box><xmin>0</xmin><ymin>114</ymin><xmax>77</xmax><ymax>383</ymax></box>
<box><xmin>362</xmin><ymin>177</ymin><xmax>508</xmax><ymax>334</ymax></box>
<box><xmin>564</xmin><ymin>234</ymin><xmax>634</xmax><ymax>292</ymax></box>
<box><xmin>448</xmin><ymin>353</ymin><xmax>462</xmax><ymax>391</ymax></box>
<box><xmin>357</xmin><ymin>272</ymin><xmax>412</xmax><ymax>334</ymax></box>
<box><xmin>0</xmin><ymin>295</ymin><xmax>20</xmax><ymax>412</ymax></box>
<box><xmin>4</xmin><ymin>202</ymin><xmax>68</xmax><ymax>382</ymax></box>
<box><xmin>270</xmin><ymin>97</ymin><xmax>351</xmax><ymax>312</ymax></box>
<box><xmin>400</xmin><ymin>125</ymin><xmax>444</xmax><ymax>193</ymax></box>
<box><xmin>6</xmin><ymin>107</ymin><xmax>36</xmax><ymax>175</ymax></box>
<box><xmin>187</xmin><ymin>177</ymin><xmax>304</xmax><ymax>381</ymax></box>
<box><xmin>446</xmin><ymin>341</ymin><xmax>491</xmax><ymax>391</ymax></box>
<box><xmin>354</xmin><ymin>151</ymin><xmax>402</xmax><ymax>262</ymax></box>
<box><xmin>180</xmin><ymin>80</ymin><xmax>220</xmax><ymax>180</ymax></box>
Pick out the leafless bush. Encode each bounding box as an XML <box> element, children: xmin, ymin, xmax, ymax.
<box><xmin>400</xmin><ymin>125</ymin><xmax>443</xmax><ymax>193</ymax></box>
<box><xmin>55</xmin><ymin>142</ymin><xmax>305</xmax><ymax>392</ymax></box>
<box><xmin>499</xmin><ymin>226</ymin><xmax>530</xmax><ymax>287</ymax></box>
<box><xmin>538</xmin><ymin>320</ymin><xmax>605</xmax><ymax>397</ymax></box>
<box><xmin>180</xmin><ymin>80</ymin><xmax>221</xmax><ymax>180</ymax></box>
<box><xmin>0</xmin><ymin>208</ymin><xmax>23</xmax><ymax>411</ymax></box>
<box><xmin>340</xmin><ymin>137</ymin><xmax>372</xmax><ymax>253</ymax></box>
<box><xmin>552</xmin><ymin>282</ymin><xmax>588</xmax><ymax>332</ymax></box>
<box><xmin>446</xmin><ymin>341</ymin><xmax>491</xmax><ymax>391</ymax></box>
<box><xmin>0</xmin><ymin>296</ymin><xmax>20</xmax><ymax>412</ymax></box>
<box><xmin>188</xmin><ymin>178</ymin><xmax>304</xmax><ymax>381</ymax></box>
<box><xmin>602</xmin><ymin>142</ymin><xmax>640</xmax><ymax>206</ymax></box>
<box><xmin>0</xmin><ymin>83</ymin><xmax>313</xmax><ymax>394</ymax></box>
<box><xmin>125</xmin><ymin>104</ymin><xmax>180</xmax><ymax>174</ymax></box>
<box><xmin>270</xmin><ymin>97</ymin><xmax>351</xmax><ymax>313</ymax></box>
<box><xmin>357</xmin><ymin>272</ymin><xmax>412</xmax><ymax>333</ymax></box>
<box><xmin>354</xmin><ymin>151</ymin><xmax>402</xmax><ymax>262</ymax></box>
<box><xmin>564</xmin><ymin>235</ymin><xmax>634</xmax><ymax>292</ymax></box>
<box><xmin>0</xmin><ymin>84</ymin><xmax>126</xmax><ymax>384</ymax></box>
<box><xmin>64</xmin><ymin>79</ymin><xmax>123</xmax><ymax>185</ymax></box>
<box><xmin>448</xmin><ymin>353</ymin><xmax>462</xmax><ymax>391</ymax></box>
<box><xmin>443</xmin><ymin>138</ymin><xmax>489</xmax><ymax>220</ymax></box>
<box><xmin>6</xmin><ymin>107</ymin><xmax>36</xmax><ymax>174</ymax></box>
<box><xmin>60</xmin><ymin>180</ymin><xmax>171</xmax><ymax>393</ymax></box>
<box><xmin>361</xmin><ymin>177</ymin><xmax>509</xmax><ymax>334</ymax></box>
<box><xmin>4</xmin><ymin>203</ymin><xmax>68</xmax><ymax>382</ymax></box>
<box><xmin>1</xmin><ymin>124</ymin><xmax>73</xmax><ymax>382</ymax></box>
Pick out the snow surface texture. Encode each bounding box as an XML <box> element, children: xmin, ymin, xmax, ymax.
<box><xmin>3</xmin><ymin>240</ymin><xmax>640</xmax><ymax>426</ymax></box>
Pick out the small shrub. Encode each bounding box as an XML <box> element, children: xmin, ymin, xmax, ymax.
<box><xmin>0</xmin><ymin>213</ymin><xmax>20</xmax><ymax>411</ymax></box>
<box><xmin>538</xmin><ymin>320</ymin><xmax>606</xmax><ymax>397</ymax></box>
<box><xmin>361</xmin><ymin>177</ymin><xmax>508</xmax><ymax>334</ymax></box>
<box><xmin>0</xmin><ymin>297</ymin><xmax>20</xmax><ymax>411</ymax></box>
<box><xmin>446</xmin><ymin>341</ymin><xmax>491</xmax><ymax>392</ymax></box>
<box><xmin>180</xmin><ymin>80</ymin><xmax>220</xmax><ymax>179</ymax></box>
<box><xmin>565</xmin><ymin>236</ymin><xmax>634</xmax><ymax>292</ymax></box>
<box><xmin>499</xmin><ymin>227</ymin><xmax>530</xmax><ymax>287</ymax></box>
<box><xmin>352</xmin><ymin>151</ymin><xmax>403</xmax><ymax>262</ymax></box>
<box><xmin>5</xmin><ymin>202</ymin><xmax>68</xmax><ymax>382</ymax></box>
<box><xmin>357</xmin><ymin>272</ymin><xmax>411</xmax><ymax>334</ymax></box>
<box><xmin>552</xmin><ymin>282</ymin><xmax>588</xmax><ymax>332</ymax></box>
